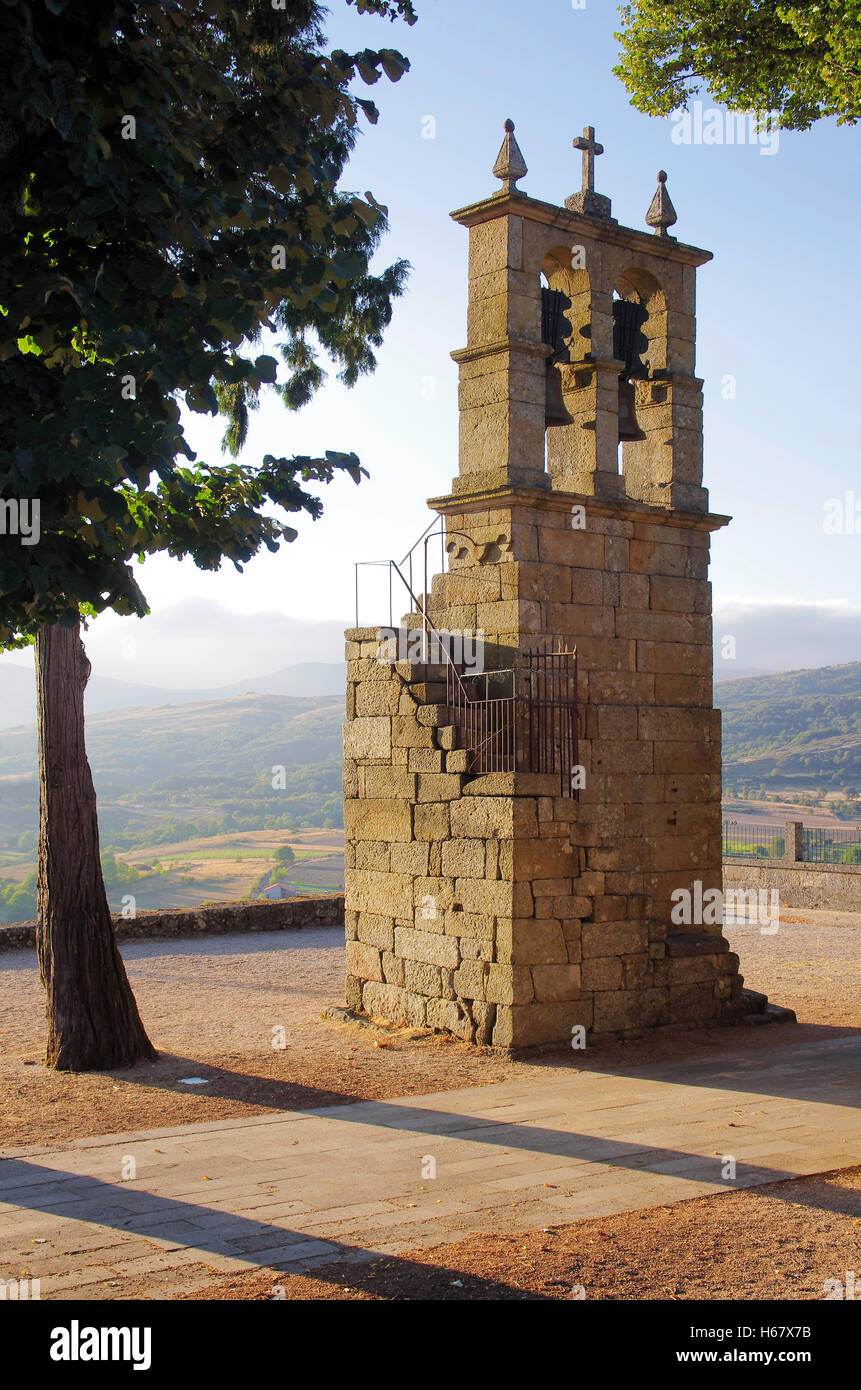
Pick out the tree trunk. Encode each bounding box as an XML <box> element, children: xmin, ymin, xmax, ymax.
<box><xmin>35</xmin><ymin>620</ymin><xmax>156</xmax><ymax>1070</ymax></box>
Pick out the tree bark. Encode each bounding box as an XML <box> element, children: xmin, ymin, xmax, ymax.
<box><xmin>35</xmin><ymin>620</ymin><xmax>156</xmax><ymax>1070</ymax></box>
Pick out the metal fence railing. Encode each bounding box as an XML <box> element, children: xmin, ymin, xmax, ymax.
<box><xmin>521</xmin><ymin>644</ymin><xmax>579</xmax><ymax>793</ymax></box>
<box><xmin>448</xmin><ymin>667</ymin><xmax>518</xmax><ymax>777</ymax></box>
<box><xmin>723</xmin><ymin>821</ymin><xmax>861</xmax><ymax>863</ymax></box>
<box><xmin>802</xmin><ymin>827</ymin><xmax>861</xmax><ymax>864</ymax></box>
<box><xmin>446</xmin><ymin>643</ymin><xmax>579</xmax><ymax>796</ymax></box>
<box><xmin>722</xmin><ymin>822</ymin><xmax>785</xmax><ymax>859</ymax></box>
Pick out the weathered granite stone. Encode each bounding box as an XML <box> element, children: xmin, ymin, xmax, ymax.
<box><xmin>341</xmin><ymin>126</ymin><xmax>761</xmax><ymax>1048</ymax></box>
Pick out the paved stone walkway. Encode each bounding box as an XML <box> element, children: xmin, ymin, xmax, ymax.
<box><xmin>1</xmin><ymin>1035</ymin><xmax>859</xmax><ymax>1299</ymax></box>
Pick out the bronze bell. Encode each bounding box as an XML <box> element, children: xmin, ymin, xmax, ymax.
<box><xmin>612</xmin><ymin>297</ymin><xmax>648</xmax><ymax>375</ymax></box>
<box><xmin>542</xmin><ymin>287</ymin><xmax>573</xmax><ymax>426</ymax></box>
<box><xmin>617</xmin><ymin>377</ymin><xmax>642</xmax><ymax>441</ymax></box>
<box><xmin>613</xmin><ymin>297</ymin><xmax>648</xmax><ymax>441</ymax></box>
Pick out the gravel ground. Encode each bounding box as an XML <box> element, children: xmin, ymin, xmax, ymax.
<box><xmin>0</xmin><ymin>911</ymin><xmax>858</xmax><ymax>1149</ymax></box>
<box><xmin>725</xmin><ymin>910</ymin><xmax>860</xmax><ymax>1028</ymax></box>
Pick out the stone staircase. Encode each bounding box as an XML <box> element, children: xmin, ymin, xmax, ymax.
<box><xmin>390</xmin><ymin>645</ymin><xmax>469</xmax><ymax>776</ymax></box>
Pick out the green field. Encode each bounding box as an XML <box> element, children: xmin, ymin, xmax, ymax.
<box><xmin>0</xmin><ymin>828</ymin><xmax>344</xmax><ymax>923</ymax></box>
<box><xmin>0</xmin><ymin>692</ymin><xmax>344</xmax><ymax>860</ymax></box>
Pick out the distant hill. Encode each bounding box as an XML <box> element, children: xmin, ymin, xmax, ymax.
<box><xmin>713</xmin><ymin>667</ymin><xmax>773</xmax><ymax>683</ymax></box>
<box><xmin>0</xmin><ymin>693</ymin><xmax>344</xmax><ymax>854</ymax></box>
<box><xmin>0</xmin><ymin>660</ymin><xmax>344</xmax><ymax>730</ymax></box>
<box><xmin>719</xmin><ymin>661</ymin><xmax>861</xmax><ymax>795</ymax></box>
<box><xmin>0</xmin><ymin>654</ymin><xmax>797</xmax><ymax>731</ymax></box>
<box><xmin>0</xmin><ymin>653</ymin><xmax>778</xmax><ymax>730</ymax></box>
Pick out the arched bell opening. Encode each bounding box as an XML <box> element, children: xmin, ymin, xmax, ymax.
<box><xmin>613</xmin><ymin>269</ymin><xmax>666</xmax><ymax>457</ymax></box>
<box><xmin>540</xmin><ymin>250</ymin><xmax>590</xmax><ymax>432</ymax></box>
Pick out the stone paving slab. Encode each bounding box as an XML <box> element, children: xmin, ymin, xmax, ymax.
<box><xmin>0</xmin><ymin>1036</ymin><xmax>859</xmax><ymax>1299</ymax></box>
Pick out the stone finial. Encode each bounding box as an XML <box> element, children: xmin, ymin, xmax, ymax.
<box><xmin>645</xmin><ymin>170</ymin><xmax>678</xmax><ymax>237</ymax></box>
<box><xmin>492</xmin><ymin>118</ymin><xmax>527</xmax><ymax>193</ymax></box>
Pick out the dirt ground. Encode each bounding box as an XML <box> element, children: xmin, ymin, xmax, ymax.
<box><xmin>721</xmin><ymin>799</ymin><xmax>859</xmax><ymax>828</ymax></box>
<box><xmin>0</xmin><ymin>909</ymin><xmax>858</xmax><ymax>1151</ymax></box>
<box><xmin>182</xmin><ymin>1165</ymin><xmax>861</xmax><ymax>1302</ymax></box>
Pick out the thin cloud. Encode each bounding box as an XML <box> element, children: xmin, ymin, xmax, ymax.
<box><xmin>714</xmin><ymin>599</ymin><xmax>861</xmax><ymax>674</ymax></box>
<box><xmin>75</xmin><ymin>598</ymin><xmax>349</xmax><ymax>687</ymax></box>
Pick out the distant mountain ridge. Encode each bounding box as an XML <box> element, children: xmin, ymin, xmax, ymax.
<box><xmin>713</xmin><ymin>667</ymin><xmax>772</xmax><ymax>682</ymax></box>
<box><xmin>1</xmin><ymin>655</ymin><xmax>787</xmax><ymax>731</ymax></box>
<box><xmin>0</xmin><ymin>660</ymin><xmax>345</xmax><ymax>730</ymax></box>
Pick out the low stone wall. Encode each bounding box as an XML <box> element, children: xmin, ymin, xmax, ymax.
<box><xmin>0</xmin><ymin>893</ymin><xmax>345</xmax><ymax>953</ymax></box>
<box><xmin>723</xmin><ymin>860</ymin><xmax>860</xmax><ymax>913</ymax></box>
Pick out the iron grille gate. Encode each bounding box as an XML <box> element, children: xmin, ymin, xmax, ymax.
<box><xmin>522</xmin><ymin>644</ymin><xmax>579</xmax><ymax>790</ymax></box>
<box><xmin>446</xmin><ymin>642</ymin><xmax>579</xmax><ymax>795</ymax></box>
<box><xmin>446</xmin><ymin>667</ymin><xmax>517</xmax><ymax>776</ymax></box>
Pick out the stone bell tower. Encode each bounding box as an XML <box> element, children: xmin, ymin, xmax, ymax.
<box><xmin>343</xmin><ymin>122</ymin><xmax>765</xmax><ymax>1049</ymax></box>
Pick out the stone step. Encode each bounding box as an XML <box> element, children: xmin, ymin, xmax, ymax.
<box><xmin>394</xmin><ymin>659</ymin><xmax>450</xmax><ymax>683</ymax></box>
<box><xmin>665</xmin><ymin>931</ymin><xmax>730</xmax><ymax>957</ymax></box>
<box><xmin>400</xmin><ymin>609</ymin><xmax>428</xmax><ymax>630</ymax></box>
<box><xmin>416</xmin><ymin>702</ymin><xmax>454</xmax><ymax>730</ymax></box>
<box><xmin>741</xmin><ymin>986</ymin><xmax>769</xmax><ymax>1014</ymax></box>
<box><xmin>407</xmin><ymin>681</ymin><xmax>448</xmax><ymax>704</ymax></box>
<box><xmin>742</xmin><ymin>999</ymin><xmax>797</xmax><ymax>1026</ymax></box>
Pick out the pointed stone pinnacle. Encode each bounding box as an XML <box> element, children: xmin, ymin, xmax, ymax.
<box><xmin>492</xmin><ymin>118</ymin><xmax>527</xmax><ymax>193</ymax></box>
<box><xmin>645</xmin><ymin>169</ymin><xmax>678</xmax><ymax>237</ymax></box>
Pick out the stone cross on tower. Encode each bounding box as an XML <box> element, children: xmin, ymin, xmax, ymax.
<box><xmin>565</xmin><ymin>124</ymin><xmax>613</xmax><ymax>220</ymax></box>
<box><xmin>574</xmin><ymin>126</ymin><xmax>602</xmax><ymax>193</ymax></box>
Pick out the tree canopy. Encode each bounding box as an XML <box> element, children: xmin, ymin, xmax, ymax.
<box><xmin>615</xmin><ymin>1</ymin><xmax>861</xmax><ymax>129</ymax></box>
<box><xmin>0</xmin><ymin>0</ymin><xmax>416</xmax><ymax>647</ymax></box>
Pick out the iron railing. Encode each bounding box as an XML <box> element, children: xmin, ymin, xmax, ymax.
<box><xmin>802</xmin><ymin>826</ymin><xmax>861</xmax><ymax>864</ymax></box>
<box><xmin>447</xmin><ymin>667</ymin><xmax>517</xmax><ymax>775</ymax></box>
<box><xmin>354</xmin><ymin>518</ymin><xmax>483</xmax><ymax>639</ymax></box>
<box><xmin>354</xmin><ymin>517</ymin><xmax>447</xmax><ymax>632</ymax></box>
<box><xmin>522</xmin><ymin>644</ymin><xmax>579</xmax><ymax>789</ymax></box>
<box><xmin>446</xmin><ymin>643</ymin><xmax>579</xmax><ymax>794</ymax></box>
<box><xmin>722</xmin><ymin>821</ymin><xmax>861</xmax><ymax>863</ymax></box>
<box><xmin>355</xmin><ymin>523</ymin><xmax>579</xmax><ymax>795</ymax></box>
<box><xmin>721</xmin><ymin>822</ymin><xmax>786</xmax><ymax>858</ymax></box>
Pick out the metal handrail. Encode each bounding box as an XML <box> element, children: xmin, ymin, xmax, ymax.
<box><xmin>354</xmin><ymin>542</ymin><xmax>496</xmax><ymax>749</ymax></box>
<box><xmin>353</xmin><ymin>527</ymin><xmax>579</xmax><ymax>792</ymax></box>
<box><xmin>398</xmin><ymin>515</ymin><xmax>441</xmax><ymax>567</ymax></box>
<box><xmin>354</xmin><ymin>518</ymin><xmax>475</xmax><ymax>644</ymax></box>
<box><xmin>374</xmin><ymin>556</ymin><xmax>473</xmax><ymax>708</ymax></box>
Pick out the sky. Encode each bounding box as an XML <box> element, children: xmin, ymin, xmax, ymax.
<box><xmin>3</xmin><ymin>0</ymin><xmax>860</xmax><ymax>688</ymax></box>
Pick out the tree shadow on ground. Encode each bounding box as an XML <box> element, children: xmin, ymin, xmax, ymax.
<box><xmin>523</xmin><ymin>1025</ymin><xmax>861</xmax><ymax>1105</ymax></box>
<box><xmin>0</xmin><ymin>1156</ymin><xmax>554</xmax><ymax>1298</ymax></box>
<box><xmin>110</xmin><ymin>1053</ymin><xmax>372</xmax><ymax>1111</ymax></box>
<box><xmin>6</xmin><ymin>1048</ymin><xmax>859</xmax><ymax>1212</ymax></box>
<box><xmin>3</xmin><ymin>1035</ymin><xmax>859</xmax><ymax>1292</ymax></box>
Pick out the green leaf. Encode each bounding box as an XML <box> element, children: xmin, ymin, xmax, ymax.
<box><xmin>253</xmin><ymin>354</ymin><xmax>279</xmax><ymax>384</ymax></box>
<box><xmin>379</xmin><ymin>50</ymin><xmax>410</xmax><ymax>82</ymax></box>
<box><xmin>350</xmin><ymin>196</ymin><xmax>381</xmax><ymax>228</ymax></box>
